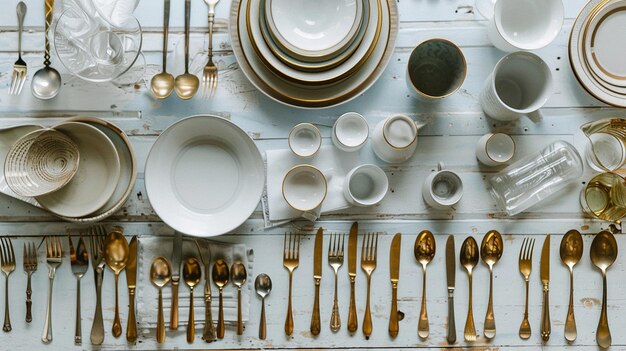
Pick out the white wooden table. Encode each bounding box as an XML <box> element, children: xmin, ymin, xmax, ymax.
<box><xmin>0</xmin><ymin>0</ymin><xmax>624</xmax><ymax>349</ymax></box>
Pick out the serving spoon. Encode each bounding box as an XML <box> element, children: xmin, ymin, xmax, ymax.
<box><xmin>151</xmin><ymin>0</ymin><xmax>175</xmax><ymax>98</ymax></box>
<box><xmin>183</xmin><ymin>257</ymin><xmax>202</xmax><ymax>343</ymax></box>
<box><xmin>150</xmin><ymin>257</ymin><xmax>172</xmax><ymax>344</ymax></box>
<box><xmin>590</xmin><ymin>230</ymin><xmax>618</xmax><ymax>349</ymax></box>
<box><xmin>414</xmin><ymin>230</ymin><xmax>435</xmax><ymax>340</ymax></box>
<box><xmin>460</xmin><ymin>236</ymin><xmax>479</xmax><ymax>342</ymax></box>
<box><xmin>212</xmin><ymin>259</ymin><xmax>229</xmax><ymax>339</ymax></box>
<box><xmin>104</xmin><ymin>228</ymin><xmax>129</xmax><ymax>338</ymax></box>
<box><xmin>560</xmin><ymin>229</ymin><xmax>583</xmax><ymax>342</ymax></box>
<box><xmin>481</xmin><ymin>230</ymin><xmax>503</xmax><ymax>340</ymax></box>
<box><xmin>32</xmin><ymin>0</ymin><xmax>61</xmax><ymax>99</ymax></box>
<box><xmin>174</xmin><ymin>0</ymin><xmax>199</xmax><ymax>99</ymax></box>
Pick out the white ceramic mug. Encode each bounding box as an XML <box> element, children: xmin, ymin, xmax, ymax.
<box><xmin>372</xmin><ymin>114</ymin><xmax>424</xmax><ymax>163</ymax></box>
<box><xmin>480</xmin><ymin>52</ymin><xmax>553</xmax><ymax>122</ymax></box>
<box><xmin>422</xmin><ymin>162</ymin><xmax>463</xmax><ymax>209</ymax></box>
<box><xmin>332</xmin><ymin>112</ymin><xmax>369</xmax><ymax>152</ymax></box>
<box><xmin>476</xmin><ymin>133</ymin><xmax>515</xmax><ymax>167</ymax></box>
<box><xmin>282</xmin><ymin>164</ymin><xmax>327</xmax><ymax>221</ymax></box>
<box><xmin>487</xmin><ymin>0</ymin><xmax>564</xmax><ymax>52</ymax></box>
<box><xmin>288</xmin><ymin>123</ymin><xmax>322</xmax><ymax>157</ymax></box>
<box><xmin>343</xmin><ymin>164</ymin><xmax>388</xmax><ymax>207</ymax></box>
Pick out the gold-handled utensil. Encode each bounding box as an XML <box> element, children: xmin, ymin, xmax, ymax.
<box><xmin>590</xmin><ymin>230</ymin><xmax>618</xmax><ymax>349</ymax></box>
<box><xmin>540</xmin><ymin>234</ymin><xmax>551</xmax><ymax>342</ymax></box>
<box><xmin>104</xmin><ymin>227</ymin><xmax>129</xmax><ymax>338</ymax></box>
<box><xmin>255</xmin><ymin>273</ymin><xmax>272</xmax><ymax>340</ymax></box>
<box><xmin>202</xmin><ymin>0</ymin><xmax>221</xmax><ymax>97</ymax></box>
<box><xmin>283</xmin><ymin>233</ymin><xmax>300</xmax><ymax>336</ymax></box>
<box><xmin>231</xmin><ymin>261</ymin><xmax>247</xmax><ymax>335</ymax></box>
<box><xmin>388</xmin><ymin>233</ymin><xmax>401</xmax><ymax>338</ymax></box>
<box><xmin>212</xmin><ymin>258</ymin><xmax>229</xmax><ymax>339</ymax></box>
<box><xmin>480</xmin><ymin>230</ymin><xmax>503</xmax><ymax>339</ymax></box>
<box><xmin>150</xmin><ymin>257</ymin><xmax>172</xmax><ymax>344</ymax></box>
<box><xmin>361</xmin><ymin>232</ymin><xmax>378</xmax><ymax>339</ymax></box>
<box><xmin>174</xmin><ymin>0</ymin><xmax>199</xmax><ymax>99</ymax></box>
<box><xmin>170</xmin><ymin>232</ymin><xmax>183</xmax><ymax>330</ymax></box>
<box><xmin>347</xmin><ymin>223</ymin><xmax>358</xmax><ymax>334</ymax></box>
<box><xmin>9</xmin><ymin>2</ymin><xmax>27</xmax><ymax>96</ymax></box>
<box><xmin>0</xmin><ymin>238</ymin><xmax>15</xmax><ymax>332</ymax></box>
<box><xmin>310</xmin><ymin>228</ymin><xmax>323</xmax><ymax>336</ymax></box>
<box><xmin>23</xmin><ymin>241</ymin><xmax>37</xmax><ymax>323</ymax></box>
<box><xmin>126</xmin><ymin>236</ymin><xmax>138</xmax><ymax>343</ymax></box>
<box><xmin>328</xmin><ymin>233</ymin><xmax>345</xmax><ymax>332</ymax></box>
<box><xmin>560</xmin><ymin>230</ymin><xmax>583</xmax><ymax>342</ymax></box>
<box><xmin>414</xmin><ymin>230</ymin><xmax>435</xmax><ymax>339</ymax></box>
<box><xmin>42</xmin><ymin>236</ymin><xmax>63</xmax><ymax>343</ymax></box>
<box><xmin>460</xmin><ymin>236</ymin><xmax>478</xmax><ymax>342</ymax></box>
<box><xmin>68</xmin><ymin>233</ymin><xmax>89</xmax><ymax>344</ymax></box>
<box><xmin>31</xmin><ymin>0</ymin><xmax>61</xmax><ymax>100</ymax></box>
<box><xmin>183</xmin><ymin>257</ymin><xmax>202</xmax><ymax>343</ymax></box>
<box><xmin>150</xmin><ymin>0</ymin><xmax>175</xmax><ymax>98</ymax></box>
<box><xmin>518</xmin><ymin>237</ymin><xmax>535</xmax><ymax>340</ymax></box>
<box><xmin>445</xmin><ymin>235</ymin><xmax>456</xmax><ymax>344</ymax></box>
<box><xmin>88</xmin><ymin>226</ymin><xmax>107</xmax><ymax>345</ymax></box>
<box><xmin>194</xmin><ymin>239</ymin><xmax>216</xmax><ymax>342</ymax></box>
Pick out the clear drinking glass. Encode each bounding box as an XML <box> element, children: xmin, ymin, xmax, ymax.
<box><xmin>489</xmin><ymin>140</ymin><xmax>584</xmax><ymax>215</ymax></box>
<box><xmin>580</xmin><ymin>172</ymin><xmax>626</xmax><ymax>222</ymax></box>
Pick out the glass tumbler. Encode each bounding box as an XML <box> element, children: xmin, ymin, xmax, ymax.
<box><xmin>489</xmin><ymin>140</ymin><xmax>584</xmax><ymax>215</ymax></box>
<box><xmin>580</xmin><ymin>172</ymin><xmax>626</xmax><ymax>222</ymax></box>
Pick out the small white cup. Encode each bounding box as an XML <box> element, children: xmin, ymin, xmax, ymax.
<box><xmin>332</xmin><ymin>112</ymin><xmax>369</xmax><ymax>152</ymax></box>
<box><xmin>372</xmin><ymin>114</ymin><xmax>423</xmax><ymax>163</ymax></box>
<box><xmin>480</xmin><ymin>52</ymin><xmax>553</xmax><ymax>122</ymax></box>
<box><xmin>476</xmin><ymin>133</ymin><xmax>515</xmax><ymax>167</ymax></box>
<box><xmin>422</xmin><ymin>162</ymin><xmax>463</xmax><ymax>209</ymax></box>
<box><xmin>288</xmin><ymin>123</ymin><xmax>322</xmax><ymax>157</ymax></box>
<box><xmin>344</xmin><ymin>164</ymin><xmax>388</xmax><ymax>207</ymax></box>
<box><xmin>487</xmin><ymin>0</ymin><xmax>564</xmax><ymax>52</ymax></box>
<box><xmin>282</xmin><ymin>164</ymin><xmax>327</xmax><ymax>221</ymax></box>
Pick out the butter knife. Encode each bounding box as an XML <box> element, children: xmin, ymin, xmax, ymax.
<box><xmin>540</xmin><ymin>234</ymin><xmax>551</xmax><ymax>341</ymax></box>
<box><xmin>126</xmin><ymin>236</ymin><xmax>138</xmax><ymax>342</ymax></box>
<box><xmin>446</xmin><ymin>235</ymin><xmax>456</xmax><ymax>344</ymax></box>
<box><xmin>389</xmin><ymin>233</ymin><xmax>401</xmax><ymax>338</ymax></box>
<box><xmin>347</xmin><ymin>222</ymin><xmax>358</xmax><ymax>333</ymax></box>
<box><xmin>310</xmin><ymin>228</ymin><xmax>323</xmax><ymax>335</ymax></box>
<box><xmin>170</xmin><ymin>231</ymin><xmax>182</xmax><ymax>330</ymax></box>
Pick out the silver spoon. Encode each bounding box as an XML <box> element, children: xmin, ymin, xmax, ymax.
<box><xmin>32</xmin><ymin>0</ymin><xmax>61</xmax><ymax>100</ymax></box>
<box><xmin>254</xmin><ymin>273</ymin><xmax>272</xmax><ymax>340</ymax></box>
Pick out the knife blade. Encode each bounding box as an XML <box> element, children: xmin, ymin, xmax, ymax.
<box><xmin>389</xmin><ymin>233</ymin><xmax>401</xmax><ymax>338</ymax></box>
<box><xmin>348</xmin><ymin>222</ymin><xmax>358</xmax><ymax>333</ymax></box>
<box><xmin>540</xmin><ymin>234</ymin><xmax>551</xmax><ymax>341</ymax></box>
<box><xmin>126</xmin><ymin>236</ymin><xmax>138</xmax><ymax>342</ymax></box>
<box><xmin>310</xmin><ymin>228</ymin><xmax>323</xmax><ymax>335</ymax></box>
<box><xmin>445</xmin><ymin>235</ymin><xmax>456</xmax><ymax>344</ymax></box>
<box><xmin>170</xmin><ymin>231</ymin><xmax>182</xmax><ymax>330</ymax></box>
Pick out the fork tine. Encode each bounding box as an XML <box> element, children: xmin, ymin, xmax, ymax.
<box><xmin>519</xmin><ymin>238</ymin><xmax>525</xmax><ymax>262</ymax></box>
<box><xmin>8</xmin><ymin>238</ymin><xmax>14</xmax><ymax>263</ymax></box>
<box><xmin>9</xmin><ymin>73</ymin><xmax>17</xmax><ymax>95</ymax></box>
<box><xmin>0</xmin><ymin>238</ymin><xmax>6</xmax><ymax>266</ymax></box>
<box><xmin>374</xmin><ymin>233</ymin><xmax>378</xmax><ymax>260</ymax></box>
<box><xmin>56</xmin><ymin>237</ymin><xmax>62</xmax><ymax>257</ymax></box>
<box><xmin>296</xmin><ymin>233</ymin><xmax>300</xmax><ymax>259</ymax></box>
<box><xmin>529</xmin><ymin>239</ymin><xmax>535</xmax><ymax>261</ymax></box>
<box><xmin>22</xmin><ymin>243</ymin><xmax>27</xmax><ymax>266</ymax></box>
<box><xmin>340</xmin><ymin>234</ymin><xmax>345</xmax><ymax>255</ymax></box>
<box><xmin>283</xmin><ymin>233</ymin><xmax>287</xmax><ymax>259</ymax></box>
<box><xmin>17</xmin><ymin>71</ymin><xmax>27</xmax><ymax>95</ymax></box>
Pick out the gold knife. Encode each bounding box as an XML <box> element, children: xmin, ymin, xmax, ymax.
<box><xmin>347</xmin><ymin>222</ymin><xmax>358</xmax><ymax>333</ymax></box>
<box><xmin>445</xmin><ymin>235</ymin><xmax>456</xmax><ymax>344</ymax></box>
<box><xmin>540</xmin><ymin>234</ymin><xmax>551</xmax><ymax>341</ymax></box>
<box><xmin>126</xmin><ymin>236</ymin><xmax>138</xmax><ymax>342</ymax></box>
<box><xmin>389</xmin><ymin>233</ymin><xmax>401</xmax><ymax>338</ymax></box>
<box><xmin>310</xmin><ymin>228</ymin><xmax>323</xmax><ymax>336</ymax></box>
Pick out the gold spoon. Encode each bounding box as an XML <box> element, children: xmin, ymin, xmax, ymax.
<box><xmin>174</xmin><ymin>0</ymin><xmax>199</xmax><ymax>99</ymax></box>
<box><xmin>183</xmin><ymin>257</ymin><xmax>202</xmax><ymax>343</ymax></box>
<box><xmin>460</xmin><ymin>236</ymin><xmax>479</xmax><ymax>342</ymax></box>
<box><xmin>590</xmin><ymin>230</ymin><xmax>618</xmax><ymax>349</ymax></box>
<box><xmin>480</xmin><ymin>230</ymin><xmax>503</xmax><ymax>340</ymax></box>
<box><xmin>104</xmin><ymin>227</ymin><xmax>129</xmax><ymax>338</ymax></box>
<box><xmin>254</xmin><ymin>273</ymin><xmax>272</xmax><ymax>340</ymax></box>
<box><xmin>212</xmin><ymin>259</ymin><xmax>229</xmax><ymax>339</ymax></box>
<box><xmin>231</xmin><ymin>261</ymin><xmax>247</xmax><ymax>335</ymax></box>
<box><xmin>560</xmin><ymin>229</ymin><xmax>583</xmax><ymax>342</ymax></box>
<box><xmin>414</xmin><ymin>230</ymin><xmax>435</xmax><ymax>340</ymax></box>
<box><xmin>150</xmin><ymin>257</ymin><xmax>172</xmax><ymax>344</ymax></box>
<box><xmin>150</xmin><ymin>0</ymin><xmax>175</xmax><ymax>99</ymax></box>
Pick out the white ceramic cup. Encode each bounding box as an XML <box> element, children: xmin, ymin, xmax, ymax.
<box><xmin>332</xmin><ymin>112</ymin><xmax>369</xmax><ymax>152</ymax></box>
<box><xmin>288</xmin><ymin>123</ymin><xmax>322</xmax><ymax>157</ymax></box>
<box><xmin>343</xmin><ymin>164</ymin><xmax>388</xmax><ymax>207</ymax></box>
<box><xmin>282</xmin><ymin>164</ymin><xmax>327</xmax><ymax>221</ymax></box>
<box><xmin>476</xmin><ymin>133</ymin><xmax>515</xmax><ymax>166</ymax></box>
<box><xmin>480</xmin><ymin>52</ymin><xmax>553</xmax><ymax>122</ymax></box>
<box><xmin>372</xmin><ymin>114</ymin><xmax>423</xmax><ymax>163</ymax></box>
<box><xmin>422</xmin><ymin>162</ymin><xmax>463</xmax><ymax>209</ymax></box>
<box><xmin>487</xmin><ymin>0</ymin><xmax>564</xmax><ymax>52</ymax></box>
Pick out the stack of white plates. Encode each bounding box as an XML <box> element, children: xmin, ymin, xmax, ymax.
<box><xmin>570</xmin><ymin>0</ymin><xmax>626</xmax><ymax>107</ymax></box>
<box><xmin>230</xmin><ymin>0</ymin><xmax>398</xmax><ymax>108</ymax></box>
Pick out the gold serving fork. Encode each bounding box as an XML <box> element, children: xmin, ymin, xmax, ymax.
<box><xmin>42</xmin><ymin>236</ymin><xmax>63</xmax><ymax>343</ymax></box>
<box><xmin>202</xmin><ymin>0</ymin><xmax>220</xmax><ymax>97</ymax></box>
<box><xmin>328</xmin><ymin>233</ymin><xmax>344</xmax><ymax>332</ymax></box>
<box><xmin>9</xmin><ymin>2</ymin><xmax>27</xmax><ymax>96</ymax></box>
<box><xmin>23</xmin><ymin>241</ymin><xmax>37</xmax><ymax>323</ymax></box>
<box><xmin>0</xmin><ymin>238</ymin><xmax>16</xmax><ymax>331</ymax></box>
<box><xmin>283</xmin><ymin>233</ymin><xmax>300</xmax><ymax>336</ymax></box>
<box><xmin>361</xmin><ymin>233</ymin><xmax>378</xmax><ymax>339</ymax></box>
<box><xmin>518</xmin><ymin>237</ymin><xmax>535</xmax><ymax>340</ymax></box>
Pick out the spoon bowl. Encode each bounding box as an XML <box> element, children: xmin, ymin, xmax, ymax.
<box><xmin>212</xmin><ymin>259</ymin><xmax>229</xmax><ymax>339</ymax></box>
<box><xmin>254</xmin><ymin>273</ymin><xmax>272</xmax><ymax>340</ymax></box>
<box><xmin>174</xmin><ymin>73</ymin><xmax>199</xmax><ymax>100</ymax></box>
<box><xmin>560</xmin><ymin>229</ymin><xmax>583</xmax><ymax>342</ymax></box>
<box><xmin>591</xmin><ymin>230</ymin><xmax>618</xmax><ymax>349</ymax></box>
<box><xmin>183</xmin><ymin>257</ymin><xmax>202</xmax><ymax>342</ymax></box>
<box><xmin>231</xmin><ymin>261</ymin><xmax>247</xmax><ymax>335</ymax></box>
<box><xmin>31</xmin><ymin>66</ymin><xmax>61</xmax><ymax>100</ymax></box>
<box><xmin>105</xmin><ymin>227</ymin><xmax>129</xmax><ymax>338</ymax></box>
<box><xmin>150</xmin><ymin>256</ymin><xmax>172</xmax><ymax>343</ymax></box>
<box><xmin>480</xmin><ymin>230</ymin><xmax>503</xmax><ymax>339</ymax></box>
<box><xmin>414</xmin><ymin>230</ymin><xmax>435</xmax><ymax>339</ymax></box>
<box><xmin>151</xmin><ymin>72</ymin><xmax>175</xmax><ymax>99</ymax></box>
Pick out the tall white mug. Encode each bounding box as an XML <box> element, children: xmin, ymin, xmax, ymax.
<box><xmin>372</xmin><ymin>114</ymin><xmax>424</xmax><ymax>163</ymax></box>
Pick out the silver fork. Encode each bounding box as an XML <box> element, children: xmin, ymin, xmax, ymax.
<box><xmin>0</xmin><ymin>237</ymin><xmax>16</xmax><ymax>332</ymax></box>
<box><xmin>69</xmin><ymin>232</ymin><xmax>89</xmax><ymax>345</ymax></box>
<box><xmin>195</xmin><ymin>239</ymin><xmax>217</xmax><ymax>342</ymax></box>
<box><xmin>23</xmin><ymin>241</ymin><xmax>37</xmax><ymax>323</ymax></box>
<box><xmin>202</xmin><ymin>0</ymin><xmax>220</xmax><ymax>98</ymax></box>
<box><xmin>328</xmin><ymin>233</ymin><xmax>345</xmax><ymax>332</ymax></box>
<box><xmin>88</xmin><ymin>225</ymin><xmax>107</xmax><ymax>345</ymax></box>
<box><xmin>42</xmin><ymin>236</ymin><xmax>63</xmax><ymax>343</ymax></box>
<box><xmin>9</xmin><ymin>2</ymin><xmax>27</xmax><ymax>96</ymax></box>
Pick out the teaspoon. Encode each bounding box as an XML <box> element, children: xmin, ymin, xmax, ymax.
<box><xmin>560</xmin><ymin>229</ymin><xmax>583</xmax><ymax>342</ymax></box>
<box><xmin>31</xmin><ymin>0</ymin><xmax>61</xmax><ymax>99</ymax></box>
<box><xmin>150</xmin><ymin>257</ymin><xmax>172</xmax><ymax>344</ymax></box>
<box><xmin>212</xmin><ymin>259</ymin><xmax>229</xmax><ymax>339</ymax></box>
<box><xmin>254</xmin><ymin>273</ymin><xmax>272</xmax><ymax>340</ymax></box>
<box><xmin>414</xmin><ymin>230</ymin><xmax>435</xmax><ymax>340</ymax></box>
<box><xmin>231</xmin><ymin>261</ymin><xmax>247</xmax><ymax>335</ymax></box>
<box><xmin>183</xmin><ymin>257</ymin><xmax>202</xmax><ymax>343</ymax></box>
<box><xmin>174</xmin><ymin>0</ymin><xmax>199</xmax><ymax>99</ymax></box>
<box><xmin>480</xmin><ymin>230</ymin><xmax>503</xmax><ymax>339</ymax></box>
<box><xmin>590</xmin><ymin>230</ymin><xmax>618</xmax><ymax>349</ymax></box>
<box><xmin>104</xmin><ymin>228</ymin><xmax>129</xmax><ymax>338</ymax></box>
<box><xmin>460</xmin><ymin>236</ymin><xmax>479</xmax><ymax>342</ymax></box>
<box><xmin>150</xmin><ymin>0</ymin><xmax>175</xmax><ymax>98</ymax></box>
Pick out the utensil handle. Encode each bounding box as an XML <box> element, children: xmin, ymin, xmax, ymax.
<box><xmin>464</xmin><ymin>274</ymin><xmax>475</xmax><ymax>341</ymax></box>
<box><xmin>330</xmin><ymin>273</ymin><xmax>340</xmax><ymax>332</ymax></box>
<box><xmin>157</xmin><ymin>289</ymin><xmax>165</xmax><ymax>343</ymax></box>
<box><xmin>447</xmin><ymin>289</ymin><xmax>456</xmax><ymax>344</ymax></box>
<box><xmin>187</xmin><ymin>289</ymin><xmax>195</xmax><ymax>343</ymax></box>
<box><xmin>202</xmin><ymin>286</ymin><xmax>216</xmax><ymax>341</ymax></box>
<box><xmin>170</xmin><ymin>279</ymin><xmax>179</xmax><ymax>330</ymax></box>
<box><xmin>41</xmin><ymin>273</ymin><xmax>54</xmax><ymax>343</ymax></box>
<box><xmin>259</xmin><ymin>298</ymin><xmax>266</xmax><ymax>340</ymax></box>
<box><xmin>284</xmin><ymin>271</ymin><xmax>294</xmax><ymax>336</ymax></box>
<box><xmin>162</xmin><ymin>0</ymin><xmax>170</xmax><ymax>70</ymax></box>
<box><xmin>43</xmin><ymin>0</ymin><xmax>54</xmax><ymax>66</ymax></box>
<box><xmin>207</xmin><ymin>6</ymin><xmax>215</xmax><ymax>59</ymax></box>
<box><xmin>348</xmin><ymin>277</ymin><xmax>357</xmax><ymax>333</ymax></box>
<box><xmin>418</xmin><ymin>268</ymin><xmax>428</xmax><ymax>339</ymax></box>
<box><xmin>363</xmin><ymin>275</ymin><xmax>372</xmax><ymax>339</ymax></box>
<box><xmin>90</xmin><ymin>267</ymin><xmax>105</xmax><ymax>345</ymax></box>
<box><xmin>74</xmin><ymin>280</ymin><xmax>81</xmax><ymax>344</ymax></box>
<box><xmin>564</xmin><ymin>270</ymin><xmax>576</xmax><ymax>342</ymax></box>
<box><xmin>25</xmin><ymin>273</ymin><xmax>32</xmax><ymax>323</ymax></box>
<box><xmin>597</xmin><ymin>272</ymin><xmax>611</xmax><ymax>348</ymax></box>
<box><xmin>541</xmin><ymin>283</ymin><xmax>550</xmax><ymax>341</ymax></box>
<box><xmin>112</xmin><ymin>274</ymin><xmax>122</xmax><ymax>337</ymax></box>
<box><xmin>3</xmin><ymin>276</ymin><xmax>11</xmax><ymax>332</ymax></box>
<box><xmin>127</xmin><ymin>288</ymin><xmax>137</xmax><ymax>342</ymax></box>
<box><xmin>237</xmin><ymin>288</ymin><xmax>243</xmax><ymax>335</ymax></box>
<box><xmin>389</xmin><ymin>282</ymin><xmax>399</xmax><ymax>338</ymax></box>
<box><xmin>17</xmin><ymin>2</ymin><xmax>26</xmax><ymax>58</ymax></box>
<box><xmin>310</xmin><ymin>280</ymin><xmax>321</xmax><ymax>335</ymax></box>
<box><xmin>183</xmin><ymin>0</ymin><xmax>191</xmax><ymax>72</ymax></box>
<box><xmin>217</xmin><ymin>288</ymin><xmax>225</xmax><ymax>338</ymax></box>
<box><xmin>484</xmin><ymin>269</ymin><xmax>496</xmax><ymax>339</ymax></box>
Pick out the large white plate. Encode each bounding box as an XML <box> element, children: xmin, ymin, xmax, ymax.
<box><xmin>145</xmin><ymin>116</ymin><xmax>265</xmax><ymax>237</ymax></box>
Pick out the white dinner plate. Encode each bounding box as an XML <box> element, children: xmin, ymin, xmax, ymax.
<box><xmin>145</xmin><ymin>115</ymin><xmax>265</xmax><ymax>237</ymax></box>
<box><xmin>36</xmin><ymin>122</ymin><xmax>121</xmax><ymax>218</ymax></box>
<box><xmin>265</xmin><ymin>0</ymin><xmax>362</xmax><ymax>61</ymax></box>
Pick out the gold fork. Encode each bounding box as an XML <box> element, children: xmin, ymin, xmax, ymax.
<box><xmin>328</xmin><ymin>233</ymin><xmax>344</xmax><ymax>332</ymax></box>
<box><xmin>361</xmin><ymin>233</ymin><xmax>378</xmax><ymax>340</ymax></box>
<box><xmin>0</xmin><ymin>237</ymin><xmax>16</xmax><ymax>331</ymax></box>
<box><xmin>518</xmin><ymin>237</ymin><xmax>535</xmax><ymax>340</ymax></box>
<box><xmin>42</xmin><ymin>236</ymin><xmax>63</xmax><ymax>343</ymax></box>
<box><xmin>9</xmin><ymin>2</ymin><xmax>27</xmax><ymax>96</ymax></box>
<box><xmin>23</xmin><ymin>241</ymin><xmax>37</xmax><ymax>323</ymax></box>
<box><xmin>283</xmin><ymin>233</ymin><xmax>300</xmax><ymax>336</ymax></box>
<box><xmin>202</xmin><ymin>0</ymin><xmax>220</xmax><ymax>98</ymax></box>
